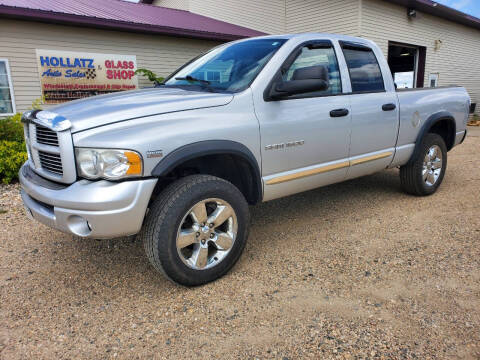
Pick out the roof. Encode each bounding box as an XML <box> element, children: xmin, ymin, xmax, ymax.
<box><xmin>0</xmin><ymin>0</ymin><xmax>265</xmax><ymax>41</ymax></box>
<box><xmin>385</xmin><ymin>0</ymin><xmax>480</xmax><ymax>30</ymax></box>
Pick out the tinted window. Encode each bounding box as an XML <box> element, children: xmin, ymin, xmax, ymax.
<box><xmin>342</xmin><ymin>46</ymin><xmax>385</xmax><ymax>92</ymax></box>
<box><xmin>165</xmin><ymin>39</ymin><xmax>286</xmax><ymax>93</ymax></box>
<box><xmin>282</xmin><ymin>45</ymin><xmax>342</xmax><ymax>96</ymax></box>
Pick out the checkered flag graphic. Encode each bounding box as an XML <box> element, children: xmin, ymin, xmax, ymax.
<box><xmin>85</xmin><ymin>68</ymin><xmax>97</xmax><ymax>80</ymax></box>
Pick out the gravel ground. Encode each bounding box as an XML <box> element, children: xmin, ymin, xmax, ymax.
<box><xmin>1</xmin><ymin>129</ymin><xmax>479</xmax><ymax>359</ymax></box>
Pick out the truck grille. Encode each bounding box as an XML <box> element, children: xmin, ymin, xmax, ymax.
<box><xmin>36</xmin><ymin>125</ymin><xmax>59</xmax><ymax>146</ymax></box>
<box><xmin>22</xmin><ymin>115</ymin><xmax>76</xmax><ymax>184</ymax></box>
<box><xmin>38</xmin><ymin>151</ymin><xmax>63</xmax><ymax>175</ymax></box>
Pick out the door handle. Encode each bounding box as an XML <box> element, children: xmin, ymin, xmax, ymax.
<box><xmin>330</xmin><ymin>108</ymin><xmax>349</xmax><ymax>117</ymax></box>
<box><xmin>382</xmin><ymin>103</ymin><xmax>396</xmax><ymax>111</ymax></box>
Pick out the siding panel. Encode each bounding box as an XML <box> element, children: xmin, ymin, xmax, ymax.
<box><xmin>0</xmin><ymin>19</ymin><xmax>220</xmax><ymax>113</ymax></box>
<box><xmin>152</xmin><ymin>0</ymin><xmax>189</xmax><ymax>10</ymax></box>
<box><xmin>184</xmin><ymin>0</ymin><xmax>285</xmax><ymax>34</ymax></box>
<box><xmin>286</xmin><ymin>0</ymin><xmax>360</xmax><ymax>35</ymax></box>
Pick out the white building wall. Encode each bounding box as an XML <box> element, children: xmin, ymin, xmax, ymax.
<box><xmin>157</xmin><ymin>0</ymin><xmax>287</xmax><ymax>34</ymax></box>
<box><xmin>152</xmin><ymin>0</ymin><xmax>189</xmax><ymax>11</ymax></box>
<box><xmin>286</xmin><ymin>0</ymin><xmax>360</xmax><ymax>36</ymax></box>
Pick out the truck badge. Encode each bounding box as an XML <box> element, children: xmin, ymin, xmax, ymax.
<box><xmin>147</xmin><ymin>150</ymin><xmax>163</xmax><ymax>158</ymax></box>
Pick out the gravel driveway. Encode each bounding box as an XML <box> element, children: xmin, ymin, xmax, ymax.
<box><xmin>1</xmin><ymin>129</ymin><xmax>479</xmax><ymax>359</ymax></box>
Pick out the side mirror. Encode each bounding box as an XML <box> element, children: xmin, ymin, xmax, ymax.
<box><xmin>267</xmin><ymin>65</ymin><xmax>329</xmax><ymax>100</ymax></box>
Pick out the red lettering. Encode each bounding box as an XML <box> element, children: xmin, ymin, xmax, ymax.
<box><xmin>106</xmin><ymin>69</ymin><xmax>113</xmax><ymax>79</ymax></box>
<box><xmin>104</xmin><ymin>59</ymin><xmax>134</xmax><ymax>69</ymax></box>
<box><xmin>128</xmin><ymin>70</ymin><xmax>135</xmax><ymax>79</ymax></box>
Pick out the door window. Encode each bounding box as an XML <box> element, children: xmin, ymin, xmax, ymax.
<box><xmin>282</xmin><ymin>44</ymin><xmax>342</xmax><ymax>96</ymax></box>
<box><xmin>0</xmin><ymin>59</ymin><xmax>15</xmax><ymax>116</ymax></box>
<box><xmin>341</xmin><ymin>44</ymin><xmax>385</xmax><ymax>93</ymax></box>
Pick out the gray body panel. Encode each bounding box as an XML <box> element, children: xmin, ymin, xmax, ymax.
<box><xmin>19</xmin><ymin>33</ymin><xmax>470</xmax><ymax>238</ymax></box>
<box><xmin>52</xmin><ymin>87</ymin><xmax>234</xmax><ymax>133</ymax></box>
<box><xmin>395</xmin><ymin>87</ymin><xmax>469</xmax><ymax>148</ymax></box>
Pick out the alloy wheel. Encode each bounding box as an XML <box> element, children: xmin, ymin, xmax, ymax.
<box><xmin>176</xmin><ymin>198</ymin><xmax>237</xmax><ymax>270</ymax></box>
<box><xmin>422</xmin><ymin>145</ymin><xmax>443</xmax><ymax>186</ymax></box>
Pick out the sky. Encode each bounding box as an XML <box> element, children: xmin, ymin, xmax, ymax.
<box><xmin>432</xmin><ymin>0</ymin><xmax>480</xmax><ymax>17</ymax></box>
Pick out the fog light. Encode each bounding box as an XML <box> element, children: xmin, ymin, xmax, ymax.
<box><xmin>67</xmin><ymin>215</ymin><xmax>92</xmax><ymax>237</ymax></box>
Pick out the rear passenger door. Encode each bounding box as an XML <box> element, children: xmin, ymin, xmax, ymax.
<box><xmin>340</xmin><ymin>42</ymin><xmax>399</xmax><ymax>179</ymax></box>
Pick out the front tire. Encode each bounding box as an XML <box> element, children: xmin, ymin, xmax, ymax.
<box><xmin>139</xmin><ymin>175</ymin><xmax>250</xmax><ymax>286</ymax></box>
<box><xmin>400</xmin><ymin>133</ymin><xmax>447</xmax><ymax>196</ymax></box>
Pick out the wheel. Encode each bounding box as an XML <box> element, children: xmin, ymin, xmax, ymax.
<box><xmin>400</xmin><ymin>133</ymin><xmax>447</xmax><ymax>196</ymax></box>
<box><xmin>139</xmin><ymin>175</ymin><xmax>250</xmax><ymax>286</ymax></box>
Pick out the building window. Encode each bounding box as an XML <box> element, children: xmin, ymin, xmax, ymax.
<box><xmin>206</xmin><ymin>71</ymin><xmax>221</xmax><ymax>82</ymax></box>
<box><xmin>0</xmin><ymin>59</ymin><xmax>15</xmax><ymax>116</ymax></box>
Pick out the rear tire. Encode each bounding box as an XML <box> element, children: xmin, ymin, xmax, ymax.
<box><xmin>400</xmin><ymin>133</ymin><xmax>447</xmax><ymax>196</ymax></box>
<box><xmin>139</xmin><ymin>175</ymin><xmax>250</xmax><ymax>286</ymax></box>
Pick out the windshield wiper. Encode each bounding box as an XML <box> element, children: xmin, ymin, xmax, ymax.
<box><xmin>174</xmin><ymin>75</ymin><xmax>211</xmax><ymax>85</ymax></box>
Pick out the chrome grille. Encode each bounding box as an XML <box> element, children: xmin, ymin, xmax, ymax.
<box><xmin>36</xmin><ymin>125</ymin><xmax>59</xmax><ymax>146</ymax></box>
<box><xmin>22</xmin><ymin>111</ymin><xmax>76</xmax><ymax>184</ymax></box>
<box><xmin>38</xmin><ymin>151</ymin><xmax>63</xmax><ymax>175</ymax></box>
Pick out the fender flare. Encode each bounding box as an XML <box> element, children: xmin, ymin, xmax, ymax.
<box><xmin>151</xmin><ymin>140</ymin><xmax>263</xmax><ymax>203</ymax></box>
<box><xmin>408</xmin><ymin>111</ymin><xmax>456</xmax><ymax>164</ymax></box>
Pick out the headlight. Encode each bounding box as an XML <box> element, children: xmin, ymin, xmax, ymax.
<box><xmin>75</xmin><ymin>148</ymin><xmax>143</xmax><ymax>180</ymax></box>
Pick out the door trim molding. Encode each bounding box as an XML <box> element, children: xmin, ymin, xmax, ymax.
<box><xmin>265</xmin><ymin>151</ymin><xmax>392</xmax><ymax>185</ymax></box>
<box><xmin>350</xmin><ymin>151</ymin><xmax>392</xmax><ymax>165</ymax></box>
<box><xmin>266</xmin><ymin>161</ymin><xmax>349</xmax><ymax>185</ymax></box>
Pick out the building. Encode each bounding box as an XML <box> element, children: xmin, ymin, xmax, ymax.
<box><xmin>0</xmin><ymin>0</ymin><xmax>479</xmax><ymax>116</ymax></box>
<box><xmin>0</xmin><ymin>0</ymin><xmax>262</xmax><ymax>116</ymax></box>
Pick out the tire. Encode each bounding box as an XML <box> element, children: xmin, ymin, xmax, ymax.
<box><xmin>139</xmin><ymin>175</ymin><xmax>250</xmax><ymax>286</ymax></box>
<box><xmin>400</xmin><ymin>133</ymin><xmax>447</xmax><ymax>196</ymax></box>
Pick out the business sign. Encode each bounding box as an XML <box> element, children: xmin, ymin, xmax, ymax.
<box><xmin>35</xmin><ymin>49</ymin><xmax>138</xmax><ymax>104</ymax></box>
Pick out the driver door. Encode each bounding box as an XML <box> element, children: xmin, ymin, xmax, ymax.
<box><xmin>253</xmin><ymin>40</ymin><xmax>352</xmax><ymax>201</ymax></box>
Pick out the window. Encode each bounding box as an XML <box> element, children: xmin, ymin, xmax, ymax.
<box><xmin>282</xmin><ymin>44</ymin><xmax>342</xmax><ymax>97</ymax></box>
<box><xmin>206</xmin><ymin>71</ymin><xmax>221</xmax><ymax>82</ymax></box>
<box><xmin>0</xmin><ymin>59</ymin><xmax>15</xmax><ymax>116</ymax></box>
<box><xmin>165</xmin><ymin>39</ymin><xmax>287</xmax><ymax>93</ymax></box>
<box><xmin>341</xmin><ymin>44</ymin><xmax>385</xmax><ymax>93</ymax></box>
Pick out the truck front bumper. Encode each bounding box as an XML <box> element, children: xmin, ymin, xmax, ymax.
<box><xmin>19</xmin><ymin>164</ymin><xmax>157</xmax><ymax>239</ymax></box>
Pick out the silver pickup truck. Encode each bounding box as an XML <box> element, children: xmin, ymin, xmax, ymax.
<box><xmin>20</xmin><ymin>33</ymin><xmax>470</xmax><ymax>285</ymax></box>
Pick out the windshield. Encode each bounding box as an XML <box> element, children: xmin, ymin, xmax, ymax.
<box><xmin>164</xmin><ymin>38</ymin><xmax>287</xmax><ymax>93</ymax></box>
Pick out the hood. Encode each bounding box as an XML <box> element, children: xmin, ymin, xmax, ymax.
<box><xmin>49</xmin><ymin>87</ymin><xmax>234</xmax><ymax>133</ymax></box>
